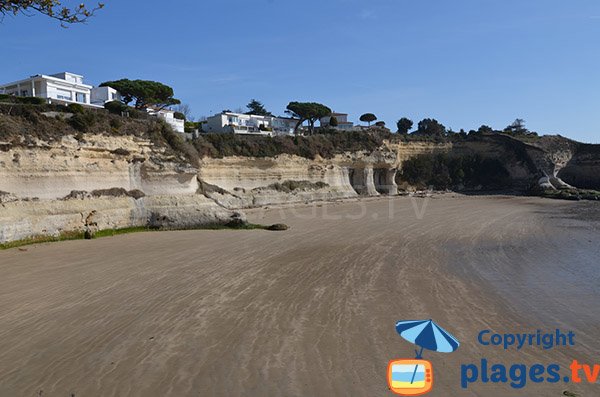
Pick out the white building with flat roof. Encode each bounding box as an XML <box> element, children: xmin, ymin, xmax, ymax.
<box><xmin>91</xmin><ymin>86</ymin><xmax>122</xmax><ymax>106</ymax></box>
<box><xmin>204</xmin><ymin>112</ymin><xmax>296</xmax><ymax>136</ymax></box>
<box><xmin>320</xmin><ymin>112</ymin><xmax>354</xmax><ymax>130</ymax></box>
<box><xmin>147</xmin><ymin>108</ymin><xmax>185</xmax><ymax>134</ymax></box>
<box><xmin>0</xmin><ymin>72</ymin><xmax>98</xmax><ymax>106</ymax></box>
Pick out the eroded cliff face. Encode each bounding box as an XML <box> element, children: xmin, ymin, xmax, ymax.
<box><xmin>0</xmin><ymin>134</ymin><xmax>240</xmax><ymax>243</ymax></box>
<box><xmin>516</xmin><ymin>135</ymin><xmax>600</xmax><ymax>190</ymax></box>
<box><xmin>2</xmin><ymin>135</ymin><xmax>199</xmax><ymax>199</ymax></box>
<box><xmin>554</xmin><ymin>144</ymin><xmax>600</xmax><ymax>189</ymax></box>
<box><xmin>197</xmin><ymin>135</ymin><xmax>600</xmax><ymax>209</ymax></box>
<box><xmin>2</xmin><ymin>131</ymin><xmax>598</xmax><ymax>244</ymax></box>
<box><xmin>197</xmin><ymin>142</ymin><xmax>453</xmax><ymax>208</ymax></box>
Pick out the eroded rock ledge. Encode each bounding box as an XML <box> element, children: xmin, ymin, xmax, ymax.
<box><xmin>0</xmin><ymin>134</ymin><xmax>241</xmax><ymax>244</ymax></box>
<box><xmin>1</xmin><ymin>132</ymin><xmax>598</xmax><ymax>244</ymax></box>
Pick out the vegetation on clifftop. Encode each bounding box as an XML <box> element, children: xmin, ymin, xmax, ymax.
<box><xmin>398</xmin><ymin>153</ymin><xmax>511</xmax><ymax>191</ymax></box>
<box><xmin>193</xmin><ymin>128</ymin><xmax>391</xmax><ymax>159</ymax></box>
<box><xmin>2</xmin><ymin>102</ymin><xmax>600</xmax><ymax>194</ymax></box>
<box><xmin>0</xmin><ymin>102</ymin><xmax>198</xmax><ymax>166</ymax></box>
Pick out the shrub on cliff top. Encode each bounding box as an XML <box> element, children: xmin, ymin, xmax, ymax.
<box><xmin>399</xmin><ymin>153</ymin><xmax>511</xmax><ymax>190</ymax></box>
<box><xmin>104</xmin><ymin>100</ymin><xmax>128</xmax><ymax>115</ymax></box>
<box><xmin>69</xmin><ymin>111</ymin><xmax>96</xmax><ymax>132</ymax></box>
<box><xmin>148</xmin><ymin>121</ymin><xmax>199</xmax><ymax>166</ymax></box>
<box><xmin>67</xmin><ymin>103</ymin><xmax>85</xmax><ymax>114</ymax></box>
<box><xmin>192</xmin><ymin>129</ymin><xmax>389</xmax><ymax>160</ymax></box>
<box><xmin>0</xmin><ymin>95</ymin><xmax>45</xmax><ymax>105</ymax></box>
<box><xmin>0</xmin><ymin>104</ymin><xmax>172</xmax><ymax>149</ymax></box>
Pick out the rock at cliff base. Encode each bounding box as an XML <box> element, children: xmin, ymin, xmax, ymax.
<box><xmin>266</xmin><ymin>224</ymin><xmax>289</xmax><ymax>231</ymax></box>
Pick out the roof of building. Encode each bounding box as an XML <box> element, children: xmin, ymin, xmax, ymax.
<box><xmin>50</xmin><ymin>72</ymin><xmax>84</xmax><ymax>78</ymax></box>
<box><xmin>0</xmin><ymin>73</ymin><xmax>92</xmax><ymax>89</ymax></box>
<box><xmin>221</xmin><ymin>111</ymin><xmax>269</xmax><ymax>118</ymax></box>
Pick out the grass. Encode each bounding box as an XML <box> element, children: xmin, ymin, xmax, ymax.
<box><xmin>537</xmin><ymin>188</ymin><xmax>600</xmax><ymax>201</ymax></box>
<box><xmin>0</xmin><ymin>231</ymin><xmax>85</xmax><ymax>250</ymax></box>
<box><xmin>0</xmin><ymin>222</ymin><xmax>285</xmax><ymax>250</ymax></box>
<box><xmin>93</xmin><ymin>226</ymin><xmax>152</xmax><ymax>238</ymax></box>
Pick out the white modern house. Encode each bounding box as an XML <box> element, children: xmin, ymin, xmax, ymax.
<box><xmin>147</xmin><ymin>107</ymin><xmax>185</xmax><ymax>134</ymax></box>
<box><xmin>204</xmin><ymin>111</ymin><xmax>297</xmax><ymax>136</ymax></box>
<box><xmin>320</xmin><ymin>112</ymin><xmax>354</xmax><ymax>130</ymax></box>
<box><xmin>90</xmin><ymin>85</ymin><xmax>122</xmax><ymax>106</ymax></box>
<box><xmin>0</xmin><ymin>71</ymin><xmax>190</xmax><ymax>136</ymax></box>
<box><xmin>0</xmin><ymin>72</ymin><xmax>101</xmax><ymax>106</ymax></box>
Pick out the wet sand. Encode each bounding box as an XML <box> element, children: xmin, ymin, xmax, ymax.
<box><xmin>0</xmin><ymin>196</ymin><xmax>599</xmax><ymax>396</ymax></box>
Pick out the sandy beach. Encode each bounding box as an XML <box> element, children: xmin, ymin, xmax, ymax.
<box><xmin>0</xmin><ymin>196</ymin><xmax>599</xmax><ymax>396</ymax></box>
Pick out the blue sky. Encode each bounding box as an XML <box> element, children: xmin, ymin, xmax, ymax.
<box><xmin>1</xmin><ymin>0</ymin><xmax>599</xmax><ymax>142</ymax></box>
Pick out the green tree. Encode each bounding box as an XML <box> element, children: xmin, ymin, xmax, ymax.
<box><xmin>477</xmin><ymin>125</ymin><xmax>494</xmax><ymax>134</ymax></box>
<box><xmin>104</xmin><ymin>100</ymin><xmax>127</xmax><ymax>115</ymax></box>
<box><xmin>360</xmin><ymin>113</ymin><xmax>377</xmax><ymax>126</ymax></box>
<box><xmin>285</xmin><ymin>102</ymin><xmax>332</xmax><ymax>134</ymax></box>
<box><xmin>396</xmin><ymin>117</ymin><xmax>413</xmax><ymax>134</ymax></box>
<box><xmin>416</xmin><ymin>118</ymin><xmax>446</xmax><ymax>136</ymax></box>
<box><xmin>504</xmin><ymin>118</ymin><xmax>528</xmax><ymax>135</ymax></box>
<box><xmin>246</xmin><ymin>99</ymin><xmax>272</xmax><ymax>116</ymax></box>
<box><xmin>99</xmin><ymin>79</ymin><xmax>180</xmax><ymax>110</ymax></box>
<box><xmin>329</xmin><ymin>116</ymin><xmax>339</xmax><ymax>127</ymax></box>
<box><xmin>0</xmin><ymin>1</ymin><xmax>104</xmax><ymax>25</ymax></box>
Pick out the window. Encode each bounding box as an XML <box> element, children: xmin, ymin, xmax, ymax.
<box><xmin>76</xmin><ymin>92</ymin><xmax>86</xmax><ymax>103</ymax></box>
<box><xmin>20</xmin><ymin>90</ymin><xmax>28</xmax><ymax>96</ymax></box>
<box><xmin>56</xmin><ymin>89</ymin><xmax>72</xmax><ymax>101</ymax></box>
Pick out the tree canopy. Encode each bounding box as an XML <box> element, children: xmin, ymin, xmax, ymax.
<box><xmin>396</xmin><ymin>117</ymin><xmax>413</xmax><ymax>134</ymax></box>
<box><xmin>360</xmin><ymin>113</ymin><xmax>377</xmax><ymax>126</ymax></box>
<box><xmin>0</xmin><ymin>1</ymin><xmax>104</xmax><ymax>25</ymax></box>
<box><xmin>477</xmin><ymin>125</ymin><xmax>494</xmax><ymax>134</ymax></box>
<box><xmin>329</xmin><ymin>116</ymin><xmax>339</xmax><ymax>127</ymax></box>
<box><xmin>99</xmin><ymin>79</ymin><xmax>180</xmax><ymax>110</ymax></box>
<box><xmin>285</xmin><ymin>102</ymin><xmax>332</xmax><ymax>134</ymax></box>
<box><xmin>246</xmin><ymin>99</ymin><xmax>272</xmax><ymax>116</ymax></box>
<box><xmin>416</xmin><ymin>118</ymin><xmax>446</xmax><ymax>136</ymax></box>
<box><xmin>504</xmin><ymin>118</ymin><xmax>528</xmax><ymax>135</ymax></box>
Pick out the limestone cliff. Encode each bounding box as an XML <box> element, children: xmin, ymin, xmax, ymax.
<box><xmin>2</xmin><ymin>127</ymin><xmax>599</xmax><ymax>244</ymax></box>
<box><xmin>197</xmin><ymin>134</ymin><xmax>600</xmax><ymax>208</ymax></box>
<box><xmin>197</xmin><ymin>142</ymin><xmax>453</xmax><ymax>208</ymax></box>
<box><xmin>0</xmin><ymin>134</ymin><xmax>241</xmax><ymax>244</ymax></box>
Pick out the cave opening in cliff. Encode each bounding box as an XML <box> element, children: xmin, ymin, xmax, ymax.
<box><xmin>374</xmin><ymin>168</ymin><xmax>391</xmax><ymax>195</ymax></box>
<box><xmin>348</xmin><ymin>168</ymin><xmax>360</xmax><ymax>194</ymax></box>
<box><xmin>348</xmin><ymin>168</ymin><xmax>370</xmax><ymax>195</ymax></box>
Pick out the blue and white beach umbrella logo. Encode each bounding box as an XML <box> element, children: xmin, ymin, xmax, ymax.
<box><xmin>388</xmin><ymin>319</ymin><xmax>460</xmax><ymax>396</ymax></box>
<box><xmin>395</xmin><ymin>319</ymin><xmax>460</xmax><ymax>358</ymax></box>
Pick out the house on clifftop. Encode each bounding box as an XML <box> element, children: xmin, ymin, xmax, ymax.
<box><xmin>320</xmin><ymin>112</ymin><xmax>354</xmax><ymax>130</ymax></box>
<box><xmin>0</xmin><ymin>72</ymin><xmax>119</xmax><ymax>108</ymax></box>
<box><xmin>147</xmin><ymin>107</ymin><xmax>185</xmax><ymax>134</ymax></box>
<box><xmin>204</xmin><ymin>111</ymin><xmax>297</xmax><ymax>136</ymax></box>
<box><xmin>0</xmin><ymin>72</ymin><xmax>186</xmax><ymax>134</ymax></box>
